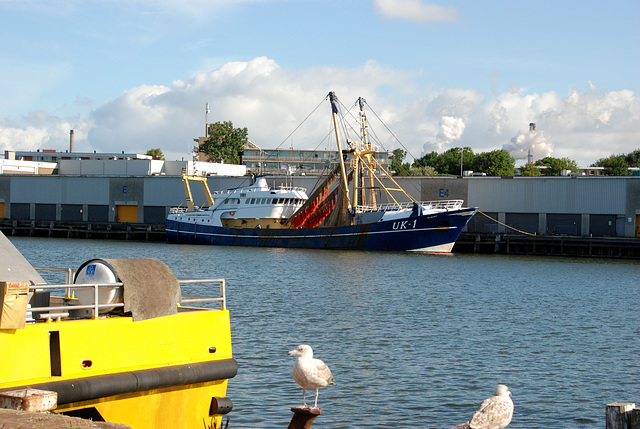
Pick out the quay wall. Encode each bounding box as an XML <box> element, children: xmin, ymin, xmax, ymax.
<box><xmin>0</xmin><ymin>175</ymin><xmax>638</xmax><ymax>256</ymax></box>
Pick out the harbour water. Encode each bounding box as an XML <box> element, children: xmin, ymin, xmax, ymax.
<box><xmin>9</xmin><ymin>237</ymin><xmax>639</xmax><ymax>428</ymax></box>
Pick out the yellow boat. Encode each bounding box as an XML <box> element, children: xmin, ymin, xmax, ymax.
<box><xmin>0</xmin><ymin>231</ymin><xmax>236</xmax><ymax>428</ymax></box>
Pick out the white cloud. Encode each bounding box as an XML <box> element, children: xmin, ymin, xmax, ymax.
<box><xmin>373</xmin><ymin>0</ymin><xmax>460</xmax><ymax>24</ymax></box>
<box><xmin>1</xmin><ymin>57</ymin><xmax>638</xmax><ymax>167</ymax></box>
<box><xmin>0</xmin><ymin>111</ymin><xmax>92</xmax><ymax>154</ymax></box>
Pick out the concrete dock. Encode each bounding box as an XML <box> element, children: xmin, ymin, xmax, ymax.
<box><xmin>1</xmin><ymin>219</ymin><xmax>638</xmax><ymax>259</ymax></box>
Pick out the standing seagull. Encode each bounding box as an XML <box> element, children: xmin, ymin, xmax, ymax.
<box><xmin>287</xmin><ymin>344</ymin><xmax>335</xmax><ymax>409</ymax></box>
<box><xmin>453</xmin><ymin>384</ymin><xmax>514</xmax><ymax>429</ymax></box>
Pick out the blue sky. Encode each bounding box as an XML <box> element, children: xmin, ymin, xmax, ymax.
<box><xmin>1</xmin><ymin>0</ymin><xmax>638</xmax><ymax>166</ymax></box>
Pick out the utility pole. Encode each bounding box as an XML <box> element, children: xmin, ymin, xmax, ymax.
<box><xmin>459</xmin><ymin>148</ymin><xmax>464</xmax><ymax>176</ymax></box>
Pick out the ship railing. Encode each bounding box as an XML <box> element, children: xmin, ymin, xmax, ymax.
<box><xmin>356</xmin><ymin>199</ymin><xmax>464</xmax><ymax>213</ymax></box>
<box><xmin>271</xmin><ymin>185</ymin><xmax>307</xmax><ymax>193</ymax></box>
<box><xmin>27</xmin><ymin>272</ymin><xmax>227</xmax><ymax>321</ymax></box>
<box><xmin>178</xmin><ymin>278</ymin><xmax>227</xmax><ymax>310</ymax></box>
<box><xmin>169</xmin><ymin>206</ymin><xmax>190</xmax><ymax>214</ymax></box>
<box><xmin>27</xmin><ymin>282</ymin><xmax>125</xmax><ymax>321</ymax></box>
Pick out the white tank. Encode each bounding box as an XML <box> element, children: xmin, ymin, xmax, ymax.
<box><xmin>72</xmin><ymin>260</ymin><xmax>122</xmax><ymax>313</ymax></box>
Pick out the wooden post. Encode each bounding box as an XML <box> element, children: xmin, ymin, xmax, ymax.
<box><xmin>288</xmin><ymin>407</ymin><xmax>321</xmax><ymax>429</ymax></box>
<box><xmin>606</xmin><ymin>403</ymin><xmax>637</xmax><ymax>429</ymax></box>
<box><xmin>632</xmin><ymin>408</ymin><xmax>640</xmax><ymax>429</ymax></box>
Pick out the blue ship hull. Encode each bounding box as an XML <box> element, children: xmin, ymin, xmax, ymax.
<box><xmin>165</xmin><ymin>208</ymin><xmax>476</xmax><ymax>252</ymax></box>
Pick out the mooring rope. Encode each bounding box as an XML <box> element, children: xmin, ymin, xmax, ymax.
<box><xmin>477</xmin><ymin>210</ymin><xmax>537</xmax><ymax>236</ymax></box>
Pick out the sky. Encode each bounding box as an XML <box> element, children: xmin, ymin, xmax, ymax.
<box><xmin>0</xmin><ymin>0</ymin><xmax>638</xmax><ymax>167</ymax></box>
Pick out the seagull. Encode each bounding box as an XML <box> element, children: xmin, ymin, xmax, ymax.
<box><xmin>453</xmin><ymin>384</ymin><xmax>514</xmax><ymax>429</ymax></box>
<box><xmin>287</xmin><ymin>344</ymin><xmax>335</xmax><ymax>409</ymax></box>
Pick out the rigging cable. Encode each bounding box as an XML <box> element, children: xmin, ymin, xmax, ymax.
<box><xmin>476</xmin><ymin>210</ymin><xmax>537</xmax><ymax>236</ymax></box>
<box><xmin>360</xmin><ymin>99</ymin><xmax>439</xmax><ymax>196</ymax></box>
<box><xmin>274</xmin><ymin>97</ymin><xmax>327</xmax><ymax>150</ymax></box>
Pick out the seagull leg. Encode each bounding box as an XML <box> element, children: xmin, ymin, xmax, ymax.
<box><xmin>309</xmin><ymin>389</ymin><xmax>319</xmax><ymax>411</ymax></box>
<box><xmin>302</xmin><ymin>389</ymin><xmax>308</xmax><ymax>408</ymax></box>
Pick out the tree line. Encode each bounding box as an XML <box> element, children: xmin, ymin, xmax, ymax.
<box><xmin>146</xmin><ymin>119</ymin><xmax>638</xmax><ymax>177</ymax></box>
<box><xmin>390</xmin><ymin>147</ymin><xmax>640</xmax><ymax>177</ymax></box>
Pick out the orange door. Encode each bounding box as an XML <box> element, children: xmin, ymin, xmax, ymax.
<box><xmin>117</xmin><ymin>205</ymin><xmax>138</xmax><ymax>223</ymax></box>
<box><xmin>637</xmin><ymin>215</ymin><xmax>640</xmax><ymax>237</ymax></box>
<box><xmin>0</xmin><ymin>202</ymin><xmax>4</xmax><ymax>219</ymax></box>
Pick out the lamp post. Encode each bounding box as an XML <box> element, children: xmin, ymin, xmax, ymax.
<box><xmin>459</xmin><ymin>148</ymin><xmax>464</xmax><ymax>177</ymax></box>
<box><xmin>205</xmin><ymin>103</ymin><xmax>210</xmax><ymax>138</ymax></box>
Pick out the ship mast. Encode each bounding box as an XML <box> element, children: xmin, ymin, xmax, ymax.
<box><xmin>328</xmin><ymin>92</ymin><xmax>352</xmax><ymax>212</ymax></box>
<box><xmin>358</xmin><ymin>97</ymin><xmax>377</xmax><ymax>210</ymax></box>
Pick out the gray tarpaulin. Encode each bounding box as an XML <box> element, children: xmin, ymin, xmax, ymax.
<box><xmin>76</xmin><ymin>258</ymin><xmax>181</xmax><ymax>322</ymax></box>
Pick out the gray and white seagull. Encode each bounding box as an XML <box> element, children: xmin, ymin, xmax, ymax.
<box><xmin>287</xmin><ymin>344</ymin><xmax>335</xmax><ymax>410</ymax></box>
<box><xmin>453</xmin><ymin>384</ymin><xmax>514</xmax><ymax>429</ymax></box>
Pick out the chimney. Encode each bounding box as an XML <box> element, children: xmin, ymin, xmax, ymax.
<box><xmin>529</xmin><ymin>123</ymin><xmax>536</xmax><ymax>133</ymax></box>
<box><xmin>70</xmin><ymin>130</ymin><xmax>74</xmax><ymax>153</ymax></box>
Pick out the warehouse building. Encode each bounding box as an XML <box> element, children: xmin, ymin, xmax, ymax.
<box><xmin>0</xmin><ymin>167</ymin><xmax>638</xmax><ymax>238</ymax></box>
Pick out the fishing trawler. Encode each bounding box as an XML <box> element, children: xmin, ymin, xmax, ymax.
<box><xmin>0</xmin><ymin>231</ymin><xmax>236</xmax><ymax>428</ymax></box>
<box><xmin>166</xmin><ymin>92</ymin><xmax>477</xmax><ymax>252</ymax></box>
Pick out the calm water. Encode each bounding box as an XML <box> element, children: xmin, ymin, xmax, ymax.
<box><xmin>8</xmin><ymin>237</ymin><xmax>639</xmax><ymax>429</ymax></box>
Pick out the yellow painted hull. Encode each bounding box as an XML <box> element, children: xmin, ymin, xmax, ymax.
<box><xmin>0</xmin><ymin>307</ymin><xmax>234</xmax><ymax>428</ymax></box>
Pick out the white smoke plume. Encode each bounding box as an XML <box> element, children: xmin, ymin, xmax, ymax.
<box><xmin>502</xmin><ymin>125</ymin><xmax>553</xmax><ymax>162</ymax></box>
<box><xmin>423</xmin><ymin>116</ymin><xmax>465</xmax><ymax>153</ymax></box>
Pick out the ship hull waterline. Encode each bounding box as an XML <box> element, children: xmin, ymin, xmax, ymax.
<box><xmin>166</xmin><ymin>208</ymin><xmax>477</xmax><ymax>252</ymax></box>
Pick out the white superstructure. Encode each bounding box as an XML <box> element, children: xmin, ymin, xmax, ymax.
<box><xmin>167</xmin><ymin>177</ymin><xmax>308</xmax><ymax>228</ymax></box>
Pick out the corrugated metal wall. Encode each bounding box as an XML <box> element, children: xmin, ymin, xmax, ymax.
<box><xmin>467</xmin><ymin>177</ymin><xmax>627</xmax><ymax>214</ymax></box>
<box><xmin>1</xmin><ymin>175</ymin><xmax>638</xmax><ymax>237</ymax></box>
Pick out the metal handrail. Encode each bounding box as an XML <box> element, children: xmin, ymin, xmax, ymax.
<box><xmin>169</xmin><ymin>207</ymin><xmax>191</xmax><ymax>214</ymax></box>
<box><xmin>271</xmin><ymin>185</ymin><xmax>307</xmax><ymax>192</ymax></box>
<box><xmin>356</xmin><ymin>199</ymin><xmax>464</xmax><ymax>212</ymax></box>
<box><xmin>178</xmin><ymin>278</ymin><xmax>226</xmax><ymax>310</ymax></box>
<box><xmin>27</xmin><ymin>274</ymin><xmax>227</xmax><ymax>321</ymax></box>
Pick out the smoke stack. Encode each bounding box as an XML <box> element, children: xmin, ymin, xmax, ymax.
<box><xmin>529</xmin><ymin>123</ymin><xmax>536</xmax><ymax>133</ymax></box>
<box><xmin>70</xmin><ymin>130</ymin><xmax>74</xmax><ymax>153</ymax></box>
<box><xmin>527</xmin><ymin>149</ymin><xmax>533</xmax><ymax>165</ymax></box>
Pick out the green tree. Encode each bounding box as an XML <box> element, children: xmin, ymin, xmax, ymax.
<box><xmin>625</xmin><ymin>149</ymin><xmax>640</xmax><ymax>167</ymax></box>
<box><xmin>520</xmin><ymin>163</ymin><xmax>542</xmax><ymax>176</ymax></box>
<box><xmin>535</xmin><ymin>157</ymin><xmax>579</xmax><ymax>176</ymax></box>
<box><xmin>470</xmin><ymin>149</ymin><xmax>514</xmax><ymax>176</ymax></box>
<box><xmin>408</xmin><ymin>165</ymin><xmax>437</xmax><ymax>176</ymax></box>
<box><xmin>389</xmin><ymin>148</ymin><xmax>410</xmax><ymax>176</ymax></box>
<box><xmin>199</xmin><ymin>121</ymin><xmax>248</xmax><ymax>164</ymax></box>
<box><xmin>145</xmin><ymin>148</ymin><xmax>164</xmax><ymax>160</ymax></box>
<box><xmin>593</xmin><ymin>154</ymin><xmax>630</xmax><ymax>176</ymax></box>
<box><xmin>412</xmin><ymin>151</ymin><xmax>439</xmax><ymax>171</ymax></box>
<box><xmin>432</xmin><ymin>148</ymin><xmax>469</xmax><ymax>176</ymax></box>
